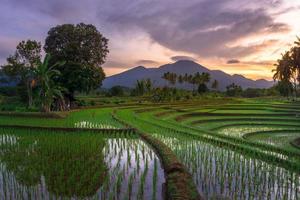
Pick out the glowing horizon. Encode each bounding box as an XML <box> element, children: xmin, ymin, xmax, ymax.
<box><xmin>1</xmin><ymin>0</ymin><xmax>300</xmax><ymax>80</ymax></box>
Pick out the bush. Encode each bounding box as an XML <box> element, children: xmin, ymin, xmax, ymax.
<box><xmin>0</xmin><ymin>104</ymin><xmax>27</xmax><ymax>112</ymax></box>
<box><xmin>197</xmin><ymin>83</ymin><xmax>209</xmax><ymax>94</ymax></box>
<box><xmin>90</xmin><ymin>100</ymin><xmax>96</xmax><ymax>106</ymax></box>
<box><xmin>0</xmin><ymin>86</ymin><xmax>17</xmax><ymax>96</ymax></box>
<box><xmin>226</xmin><ymin>83</ymin><xmax>242</xmax><ymax>97</ymax></box>
<box><xmin>109</xmin><ymin>86</ymin><xmax>124</xmax><ymax>96</ymax></box>
<box><xmin>241</xmin><ymin>88</ymin><xmax>263</xmax><ymax>98</ymax></box>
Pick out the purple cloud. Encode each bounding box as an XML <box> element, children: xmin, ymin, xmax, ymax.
<box><xmin>0</xmin><ymin>0</ymin><xmax>294</xmax><ymax>68</ymax></box>
<box><xmin>171</xmin><ymin>56</ymin><xmax>196</xmax><ymax>62</ymax></box>
<box><xmin>136</xmin><ymin>60</ymin><xmax>159</xmax><ymax>66</ymax></box>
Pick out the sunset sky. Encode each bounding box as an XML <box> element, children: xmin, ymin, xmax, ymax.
<box><xmin>1</xmin><ymin>0</ymin><xmax>300</xmax><ymax>80</ymax></box>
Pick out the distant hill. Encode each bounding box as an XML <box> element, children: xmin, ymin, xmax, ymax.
<box><xmin>0</xmin><ymin>72</ymin><xmax>16</xmax><ymax>87</ymax></box>
<box><xmin>103</xmin><ymin>60</ymin><xmax>274</xmax><ymax>90</ymax></box>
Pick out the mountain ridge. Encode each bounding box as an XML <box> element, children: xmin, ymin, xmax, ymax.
<box><xmin>103</xmin><ymin>60</ymin><xmax>274</xmax><ymax>90</ymax></box>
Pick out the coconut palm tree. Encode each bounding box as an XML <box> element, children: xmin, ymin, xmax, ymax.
<box><xmin>145</xmin><ymin>78</ymin><xmax>153</xmax><ymax>93</ymax></box>
<box><xmin>201</xmin><ymin>72</ymin><xmax>211</xmax><ymax>83</ymax></box>
<box><xmin>162</xmin><ymin>72</ymin><xmax>177</xmax><ymax>87</ymax></box>
<box><xmin>273</xmin><ymin>37</ymin><xmax>300</xmax><ymax>99</ymax></box>
<box><xmin>291</xmin><ymin>40</ymin><xmax>300</xmax><ymax>96</ymax></box>
<box><xmin>211</xmin><ymin>79</ymin><xmax>219</xmax><ymax>91</ymax></box>
<box><xmin>169</xmin><ymin>73</ymin><xmax>177</xmax><ymax>86</ymax></box>
<box><xmin>273</xmin><ymin>52</ymin><xmax>292</xmax><ymax>81</ymax></box>
<box><xmin>273</xmin><ymin>52</ymin><xmax>294</xmax><ymax>98</ymax></box>
<box><xmin>34</xmin><ymin>54</ymin><xmax>65</xmax><ymax>112</ymax></box>
<box><xmin>162</xmin><ymin>72</ymin><xmax>171</xmax><ymax>84</ymax></box>
<box><xmin>178</xmin><ymin>75</ymin><xmax>184</xmax><ymax>84</ymax></box>
<box><xmin>135</xmin><ymin>80</ymin><xmax>145</xmax><ymax>96</ymax></box>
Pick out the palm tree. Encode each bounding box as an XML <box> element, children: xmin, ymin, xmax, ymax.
<box><xmin>211</xmin><ymin>79</ymin><xmax>219</xmax><ymax>91</ymax></box>
<box><xmin>169</xmin><ymin>73</ymin><xmax>177</xmax><ymax>86</ymax></box>
<box><xmin>178</xmin><ymin>75</ymin><xmax>184</xmax><ymax>84</ymax></box>
<box><xmin>273</xmin><ymin>37</ymin><xmax>300</xmax><ymax>99</ymax></box>
<box><xmin>162</xmin><ymin>72</ymin><xmax>171</xmax><ymax>85</ymax></box>
<box><xmin>162</xmin><ymin>72</ymin><xmax>177</xmax><ymax>87</ymax></box>
<box><xmin>273</xmin><ymin>52</ymin><xmax>292</xmax><ymax>81</ymax></box>
<box><xmin>135</xmin><ymin>80</ymin><xmax>145</xmax><ymax>96</ymax></box>
<box><xmin>273</xmin><ymin>52</ymin><xmax>294</xmax><ymax>98</ymax></box>
<box><xmin>291</xmin><ymin>39</ymin><xmax>300</xmax><ymax>97</ymax></box>
<box><xmin>201</xmin><ymin>72</ymin><xmax>211</xmax><ymax>83</ymax></box>
<box><xmin>183</xmin><ymin>73</ymin><xmax>188</xmax><ymax>82</ymax></box>
<box><xmin>34</xmin><ymin>54</ymin><xmax>65</xmax><ymax>112</ymax></box>
<box><xmin>145</xmin><ymin>78</ymin><xmax>153</xmax><ymax>93</ymax></box>
<box><xmin>188</xmin><ymin>74</ymin><xmax>198</xmax><ymax>91</ymax></box>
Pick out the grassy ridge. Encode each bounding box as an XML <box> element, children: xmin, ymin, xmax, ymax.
<box><xmin>112</xmin><ymin>110</ymin><xmax>203</xmax><ymax>200</ymax></box>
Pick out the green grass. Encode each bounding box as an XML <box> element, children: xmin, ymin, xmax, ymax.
<box><xmin>245</xmin><ymin>130</ymin><xmax>300</xmax><ymax>152</ymax></box>
<box><xmin>143</xmin><ymin>100</ymin><xmax>300</xmax><ymax>153</ymax></box>
<box><xmin>0</xmin><ymin>107</ymin><xmax>124</xmax><ymax>129</ymax></box>
<box><xmin>216</xmin><ymin>124</ymin><xmax>300</xmax><ymax>137</ymax></box>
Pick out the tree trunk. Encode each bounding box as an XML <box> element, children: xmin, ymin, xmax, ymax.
<box><xmin>293</xmin><ymin>78</ymin><xmax>297</xmax><ymax>101</ymax></box>
<box><xmin>26</xmin><ymin>80</ymin><xmax>33</xmax><ymax>108</ymax></box>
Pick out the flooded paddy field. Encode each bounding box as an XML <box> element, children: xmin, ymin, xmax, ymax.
<box><xmin>0</xmin><ymin>128</ymin><xmax>165</xmax><ymax>200</ymax></box>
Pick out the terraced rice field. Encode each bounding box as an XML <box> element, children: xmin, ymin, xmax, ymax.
<box><xmin>143</xmin><ymin>101</ymin><xmax>300</xmax><ymax>154</ymax></box>
<box><xmin>0</xmin><ymin>128</ymin><xmax>165</xmax><ymax>200</ymax></box>
<box><xmin>0</xmin><ymin>99</ymin><xmax>300</xmax><ymax>199</ymax></box>
<box><xmin>114</xmin><ymin>99</ymin><xmax>300</xmax><ymax>199</ymax></box>
<box><xmin>153</xmin><ymin>132</ymin><xmax>299</xmax><ymax>200</ymax></box>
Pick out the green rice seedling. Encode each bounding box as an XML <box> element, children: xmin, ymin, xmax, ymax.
<box><xmin>152</xmin><ymin>158</ymin><xmax>158</xmax><ymax>200</ymax></box>
<box><xmin>151</xmin><ymin>131</ymin><xmax>300</xmax><ymax>199</ymax></box>
<box><xmin>0</xmin><ymin>128</ymin><xmax>165</xmax><ymax>200</ymax></box>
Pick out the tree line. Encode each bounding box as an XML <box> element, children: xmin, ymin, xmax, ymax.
<box><xmin>162</xmin><ymin>72</ymin><xmax>218</xmax><ymax>93</ymax></box>
<box><xmin>0</xmin><ymin>23</ymin><xmax>108</xmax><ymax>112</ymax></box>
<box><xmin>116</xmin><ymin>74</ymin><xmax>277</xmax><ymax>102</ymax></box>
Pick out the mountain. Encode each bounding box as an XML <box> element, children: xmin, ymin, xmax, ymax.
<box><xmin>0</xmin><ymin>72</ymin><xmax>16</xmax><ymax>87</ymax></box>
<box><xmin>103</xmin><ymin>60</ymin><xmax>275</xmax><ymax>90</ymax></box>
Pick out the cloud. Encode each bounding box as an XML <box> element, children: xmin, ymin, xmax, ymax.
<box><xmin>227</xmin><ymin>59</ymin><xmax>274</xmax><ymax>66</ymax></box>
<box><xmin>105</xmin><ymin>0</ymin><xmax>289</xmax><ymax>59</ymax></box>
<box><xmin>171</xmin><ymin>56</ymin><xmax>196</xmax><ymax>62</ymax></box>
<box><xmin>263</xmin><ymin>23</ymin><xmax>290</xmax><ymax>33</ymax></box>
<box><xmin>103</xmin><ymin>60</ymin><xmax>129</xmax><ymax>69</ymax></box>
<box><xmin>0</xmin><ymin>0</ymin><xmax>296</xmax><ymax>71</ymax></box>
<box><xmin>227</xmin><ymin>59</ymin><xmax>240</xmax><ymax>64</ymax></box>
<box><xmin>136</xmin><ymin>59</ymin><xmax>159</xmax><ymax>66</ymax></box>
<box><xmin>243</xmin><ymin>60</ymin><xmax>275</xmax><ymax>66</ymax></box>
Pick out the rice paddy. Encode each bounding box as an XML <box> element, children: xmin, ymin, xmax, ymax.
<box><xmin>0</xmin><ymin>128</ymin><xmax>165</xmax><ymax>200</ymax></box>
<box><xmin>114</xmin><ymin>99</ymin><xmax>300</xmax><ymax>199</ymax></box>
<box><xmin>0</xmin><ymin>98</ymin><xmax>300</xmax><ymax>199</ymax></box>
<box><xmin>153</xmin><ymin>131</ymin><xmax>300</xmax><ymax>200</ymax></box>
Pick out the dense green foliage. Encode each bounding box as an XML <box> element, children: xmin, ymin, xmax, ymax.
<box><xmin>1</xmin><ymin>40</ymin><xmax>42</xmax><ymax>107</ymax></box>
<box><xmin>1</xmin><ymin>23</ymin><xmax>108</xmax><ymax>112</ymax></box>
<box><xmin>273</xmin><ymin>37</ymin><xmax>300</xmax><ymax>99</ymax></box>
<box><xmin>44</xmin><ymin>23</ymin><xmax>107</xmax><ymax>101</ymax></box>
<box><xmin>226</xmin><ymin>83</ymin><xmax>242</xmax><ymax>96</ymax></box>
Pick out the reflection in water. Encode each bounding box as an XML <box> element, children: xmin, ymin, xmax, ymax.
<box><xmin>74</xmin><ymin>121</ymin><xmax>120</xmax><ymax>129</ymax></box>
<box><xmin>153</xmin><ymin>132</ymin><xmax>300</xmax><ymax>200</ymax></box>
<box><xmin>0</xmin><ymin>129</ymin><xmax>165</xmax><ymax>200</ymax></box>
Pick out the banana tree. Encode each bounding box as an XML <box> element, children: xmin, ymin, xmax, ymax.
<box><xmin>34</xmin><ymin>54</ymin><xmax>65</xmax><ymax>112</ymax></box>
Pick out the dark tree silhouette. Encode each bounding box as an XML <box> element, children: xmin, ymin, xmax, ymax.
<box><xmin>2</xmin><ymin>40</ymin><xmax>42</xmax><ymax>107</ymax></box>
<box><xmin>44</xmin><ymin>23</ymin><xmax>108</xmax><ymax>107</ymax></box>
